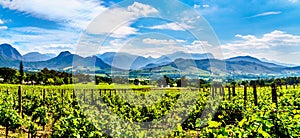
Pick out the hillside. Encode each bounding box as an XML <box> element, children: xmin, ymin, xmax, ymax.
<box><xmin>0</xmin><ymin>43</ymin><xmax>300</xmax><ymax>76</ymax></box>
<box><xmin>0</xmin><ymin>43</ymin><xmax>22</xmax><ymax>60</ymax></box>
<box><xmin>23</xmin><ymin>52</ymin><xmax>56</xmax><ymax>61</ymax></box>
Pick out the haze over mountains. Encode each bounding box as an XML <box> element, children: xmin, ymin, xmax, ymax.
<box><xmin>23</xmin><ymin>52</ymin><xmax>56</xmax><ymax>62</ymax></box>
<box><xmin>1</xmin><ymin>43</ymin><xmax>300</xmax><ymax>76</ymax></box>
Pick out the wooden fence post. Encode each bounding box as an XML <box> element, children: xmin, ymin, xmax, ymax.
<box><xmin>18</xmin><ymin>86</ymin><xmax>22</xmax><ymax>118</ymax></box>
<box><xmin>212</xmin><ymin>87</ymin><xmax>215</xmax><ymax>98</ymax></box>
<box><xmin>244</xmin><ymin>85</ymin><xmax>247</xmax><ymax>107</ymax></box>
<box><xmin>91</xmin><ymin>89</ymin><xmax>94</xmax><ymax>104</ymax></box>
<box><xmin>227</xmin><ymin>86</ymin><xmax>231</xmax><ymax>100</ymax></box>
<box><xmin>83</xmin><ymin>89</ymin><xmax>86</xmax><ymax>103</ymax></box>
<box><xmin>43</xmin><ymin>89</ymin><xmax>46</xmax><ymax>104</ymax></box>
<box><xmin>73</xmin><ymin>89</ymin><xmax>76</xmax><ymax>98</ymax></box>
<box><xmin>271</xmin><ymin>84</ymin><xmax>278</xmax><ymax>107</ymax></box>
<box><xmin>232</xmin><ymin>85</ymin><xmax>236</xmax><ymax>97</ymax></box>
<box><xmin>221</xmin><ymin>87</ymin><xmax>225</xmax><ymax>100</ymax></box>
<box><xmin>253</xmin><ymin>85</ymin><xmax>258</xmax><ymax>106</ymax></box>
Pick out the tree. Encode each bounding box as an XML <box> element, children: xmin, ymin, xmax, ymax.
<box><xmin>134</xmin><ymin>79</ymin><xmax>140</xmax><ymax>85</ymax></box>
<box><xmin>199</xmin><ymin>79</ymin><xmax>206</xmax><ymax>88</ymax></box>
<box><xmin>19</xmin><ymin>61</ymin><xmax>24</xmax><ymax>84</ymax></box>
<box><xmin>0</xmin><ymin>67</ymin><xmax>18</xmax><ymax>83</ymax></box>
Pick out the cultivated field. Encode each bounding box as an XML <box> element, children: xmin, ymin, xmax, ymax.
<box><xmin>0</xmin><ymin>84</ymin><xmax>300</xmax><ymax>137</ymax></box>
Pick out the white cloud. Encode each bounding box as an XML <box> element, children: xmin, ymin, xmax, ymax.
<box><xmin>147</xmin><ymin>22</ymin><xmax>192</xmax><ymax>31</ymax></box>
<box><xmin>109</xmin><ymin>39</ymin><xmax>126</xmax><ymax>47</ymax></box>
<box><xmin>1</xmin><ymin>27</ymin><xmax>79</xmax><ymax>54</ymax></box>
<box><xmin>0</xmin><ymin>38</ymin><xmax>14</xmax><ymax>44</ymax></box>
<box><xmin>0</xmin><ymin>19</ymin><xmax>4</xmax><ymax>24</ymax></box>
<box><xmin>220</xmin><ymin>30</ymin><xmax>300</xmax><ymax>60</ymax></box>
<box><xmin>250</xmin><ymin>11</ymin><xmax>282</xmax><ymax>18</ymax></box>
<box><xmin>86</xmin><ymin>2</ymin><xmax>158</xmax><ymax>38</ymax></box>
<box><xmin>127</xmin><ymin>2</ymin><xmax>158</xmax><ymax>16</ymax></box>
<box><xmin>94</xmin><ymin>38</ymin><xmax>214</xmax><ymax>58</ymax></box>
<box><xmin>176</xmin><ymin>39</ymin><xmax>186</xmax><ymax>43</ymax></box>
<box><xmin>129</xmin><ymin>40</ymin><xmax>214</xmax><ymax>58</ymax></box>
<box><xmin>194</xmin><ymin>4</ymin><xmax>201</xmax><ymax>9</ymax></box>
<box><xmin>185</xmin><ymin>40</ymin><xmax>216</xmax><ymax>54</ymax></box>
<box><xmin>110</xmin><ymin>25</ymin><xmax>138</xmax><ymax>38</ymax></box>
<box><xmin>142</xmin><ymin>38</ymin><xmax>176</xmax><ymax>45</ymax></box>
<box><xmin>223</xmin><ymin>30</ymin><xmax>300</xmax><ymax>50</ymax></box>
<box><xmin>194</xmin><ymin>4</ymin><xmax>209</xmax><ymax>9</ymax></box>
<box><xmin>203</xmin><ymin>5</ymin><xmax>210</xmax><ymax>8</ymax></box>
<box><xmin>0</xmin><ymin>26</ymin><xmax>8</xmax><ymax>30</ymax></box>
<box><xmin>0</xmin><ymin>0</ymin><xmax>106</xmax><ymax>29</ymax></box>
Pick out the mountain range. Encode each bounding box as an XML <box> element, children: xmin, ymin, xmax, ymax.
<box><xmin>97</xmin><ymin>51</ymin><xmax>213</xmax><ymax>70</ymax></box>
<box><xmin>1</xmin><ymin>43</ymin><xmax>300</xmax><ymax>76</ymax></box>
<box><xmin>23</xmin><ymin>52</ymin><xmax>56</xmax><ymax>62</ymax></box>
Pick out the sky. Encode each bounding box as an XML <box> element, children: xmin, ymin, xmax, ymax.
<box><xmin>0</xmin><ymin>0</ymin><xmax>300</xmax><ymax>65</ymax></box>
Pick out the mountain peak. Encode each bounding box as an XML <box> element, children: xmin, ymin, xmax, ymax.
<box><xmin>0</xmin><ymin>43</ymin><xmax>13</xmax><ymax>48</ymax></box>
<box><xmin>25</xmin><ymin>52</ymin><xmax>41</xmax><ymax>55</ymax></box>
<box><xmin>23</xmin><ymin>52</ymin><xmax>56</xmax><ymax>62</ymax></box>
<box><xmin>227</xmin><ymin>55</ymin><xmax>260</xmax><ymax>62</ymax></box>
<box><xmin>0</xmin><ymin>43</ymin><xmax>22</xmax><ymax>60</ymax></box>
<box><xmin>58</xmin><ymin>51</ymin><xmax>72</xmax><ymax>57</ymax></box>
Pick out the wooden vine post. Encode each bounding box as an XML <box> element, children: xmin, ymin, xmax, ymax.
<box><xmin>227</xmin><ymin>86</ymin><xmax>231</xmax><ymax>100</ymax></box>
<box><xmin>253</xmin><ymin>84</ymin><xmax>258</xmax><ymax>106</ymax></box>
<box><xmin>293</xmin><ymin>83</ymin><xmax>296</xmax><ymax>89</ymax></box>
<box><xmin>244</xmin><ymin>84</ymin><xmax>247</xmax><ymax>107</ymax></box>
<box><xmin>91</xmin><ymin>89</ymin><xmax>94</xmax><ymax>104</ymax></box>
<box><xmin>73</xmin><ymin>89</ymin><xmax>76</xmax><ymax>99</ymax></box>
<box><xmin>83</xmin><ymin>89</ymin><xmax>86</xmax><ymax>103</ymax></box>
<box><xmin>271</xmin><ymin>83</ymin><xmax>278</xmax><ymax>107</ymax></box>
<box><xmin>43</xmin><ymin>89</ymin><xmax>46</xmax><ymax>104</ymax></box>
<box><xmin>18</xmin><ymin>86</ymin><xmax>22</xmax><ymax>118</ymax></box>
<box><xmin>232</xmin><ymin>82</ymin><xmax>236</xmax><ymax>97</ymax></box>
<box><xmin>221</xmin><ymin>86</ymin><xmax>225</xmax><ymax>100</ymax></box>
<box><xmin>211</xmin><ymin>86</ymin><xmax>215</xmax><ymax>98</ymax></box>
<box><xmin>271</xmin><ymin>83</ymin><xmax>279</xmax><ymax>134</ymax></box>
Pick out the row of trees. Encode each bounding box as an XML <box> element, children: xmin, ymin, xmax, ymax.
<box><xmin>229</xmin><ymin>77</ymin><xmax>300</xmax><ymax>87</ymax></box>
<box><xmin>0</xmin><ymin>62</ymin><xmax>73</xmax><ymax>85</ymax></box>
<box><xmin>1</xmin><ymin>61</ymin><xmax>300</xmax><ymax>86</ymax></box>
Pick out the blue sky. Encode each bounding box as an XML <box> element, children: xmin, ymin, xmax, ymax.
<box><xmin>1</xmin><ymin>0</ymin><xmax>300</xmax><ymax>64</ymax></box>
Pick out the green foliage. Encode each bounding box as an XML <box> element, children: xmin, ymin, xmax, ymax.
<box><xmin>0</xmin><ymin>84</ymin><xmax>300</xmax><ymax>137</ymax></box>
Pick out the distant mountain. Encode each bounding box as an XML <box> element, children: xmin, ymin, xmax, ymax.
<box><xmin>164</xmin><ymin>51</ymin><xmax>214</xmax><ymax>61</ymax></box>
<box><xmin>260</xmin><ymin>58</ymin><xmax>297</xmax><ymax>67</ymax></box>
<box><xmin>26</xmin><ymin>51</ymin><xmax>112</xmax><ymax>70</ymax></box>
<box><xmin>2</xmin><ymin>43</ymin><xmax>300</xmax><ymax>76</ymax></box>
<box><xmin>97</xmin><ymin>52</ymin><xmax>154</xmax><ymax>70</ymax></box>
<box><xmin>152</xmin><ymin>57</ymin><xmax>290</xmax><ymax>74</ymax></box>
<box><xmin>0</xmin><ymin>43</ymin><xmax>22</xmax><ymax>60</ymax></box>
<box><xmin>226</xmin><ymin>56</ymin><xmax>284</xmax><ymax>68</ymax></box>
<box><xmin>23</xmin><ymin>52</ymin><xmax>56</xmax><ymax>62</ymax></box>
<box><xmin>0</xmin><ymin>54</ymin><xmax>19</xmax><ymax>68</ymax></box>
<box><xmin>98</xmin><ymin>51</ymin><xmax>214</xmax><ymax>70</ymax></box>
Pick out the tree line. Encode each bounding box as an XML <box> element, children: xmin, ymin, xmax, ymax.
<box><xmin>1</xmin><ymin>61</ymin><xmax>300</xmax><ymax>86</ymax></box>
<box><xmin>0</xmin><ymin>67</ymin><xmax>73</xmax><ymax>85</ymax></box>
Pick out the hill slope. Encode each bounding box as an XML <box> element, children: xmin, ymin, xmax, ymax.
<box><xmin>0</xmin><ymin>43</ymin><xmax>22</xmax><ymax>60</ymax></box>
<box><xmin>23</xmin><ymin>52</ymin><xmax>56</xmax><ymax>61</ymax></box>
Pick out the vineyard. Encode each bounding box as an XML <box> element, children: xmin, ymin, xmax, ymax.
<box><xmin>0</xmin><ymin>84</ymin><xmax>300</xmax><ymax>137</ymax></box>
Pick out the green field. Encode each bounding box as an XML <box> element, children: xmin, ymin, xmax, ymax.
<box><xmin>0</xmin><ymin>84</ymin><xmax>300</xmax><ymax>137</ymax></box>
